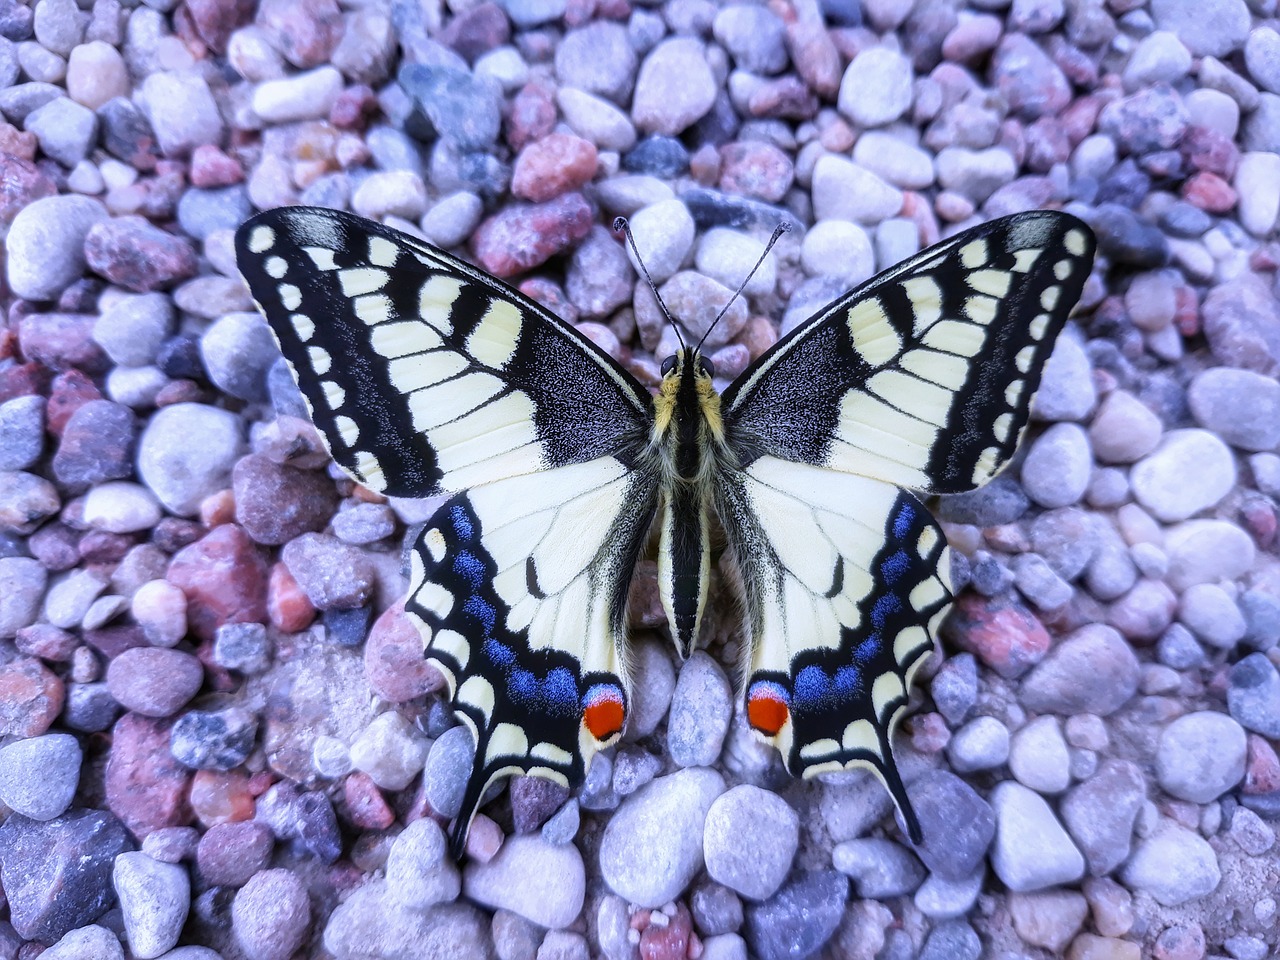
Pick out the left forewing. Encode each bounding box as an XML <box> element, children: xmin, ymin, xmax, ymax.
<box><xmin>716</xmin><ymin>457</ymin><xmax>950</xmax><ymax>842</ymax></box>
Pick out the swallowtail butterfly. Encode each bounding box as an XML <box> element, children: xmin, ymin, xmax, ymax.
<box><xmin>236</xmin><ymin>207</ymin><xmax>1095</xmax><ymax>855</ymax></box>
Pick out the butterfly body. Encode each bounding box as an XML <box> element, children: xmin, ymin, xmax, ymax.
<box><xmin>236</xmin><ymin>207</ymin><xmax>1095</xmax><ymax>855</ymax></box>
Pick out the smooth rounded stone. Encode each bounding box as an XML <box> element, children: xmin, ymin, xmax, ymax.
<box><xmin>915</xmin><ymin>867</ymin><xmax>984</xmax><ymax>920</ymax></box>
<box><xmin>331</xmin><ymin>503</ymin><xmax>396</xmax><ymax>545</ymax></box>
<box><xmin>935</xmin><ymin>146</ymin><xmax>1017</xmax><ymax>204</ymax></box>
<box><xmin>743</xmin><ymin>870</ymin><xmax>847</xmax><ymax>960</ymax></box>
<box><xmin>1178</xmin><ymin>583</ymin><xmax>1247</xmax><ymax>648</ymax></box>
<box><xmin>130</xmin><ymin>580</ymin><xmax>187</xmax><ymax>649</ymax></box>
<box><xmin>0</xmin><ymin>807</ymin><xmax>132</xmax><ymax>941</ymax></box>
<box><xmin>50</xmin><ymin>398</ymin><xmax>135</xmax><ymax>492</ymax></box>
<box><xmin>1123</xmin><ymin>30</ymin><xmax>1191</xmax><ymax>90</ymax></box>
<box><xmin>833</xmin><ymin>838</ymin><xmax>926</xmax><ymax>898</ymax></box>
<box><xmin>138</xmin><ymin>70</ymin><xmax>223</xmax><ymax>157</ymax></box>
<box><xmin>66</xmin><ymin>39</ymin><xmax>128</xmax><ymax>108</ymax></box>
<box><xmin>1156</xmin><ymin>711</ymin><xmax>1246</xmax><ymax>804</ymax></box>
<box><xmin>351</xmin><ymin>170</ymin><xmax>428</xmax><ymax>221</ymax></box>
<box><xmin>947</xmin><ymin>715</ymin><xmax>1010</xmax><ymax>773</ymax></box>
<box><xmin>556</xmin><ymin>87</ymin><xmax>636</xmax><ymax>152</ymax></box>
<box><xmin>40</xmin><ymin>925</ymin><xmax>125</xmax><ymax>960</ymax></box>
<box><xmin>1151</xmin><ymin>0</ymin><xmax>1247</xmax><ymax>56</ymax></box>
<box><xmin>599</xmin><ymin>768</ymin><xmax>726</xmax><ymax>907</ymax></box>
<box><xmin>1236</xmin><ymin>152</ymin><xmax>1280</xmax><ymax>237</ymax></box>
<box><xmin>384</xmin><ymin>817</ymin><xmax>460</xmax><ymax>909</ymax></box>
<box><xmin>908</xmin><ymin>771</ymin><xmax>995</xmax><ymax>881</ymax></box>
<box><xmin>1228</xmin><ymin>806</ymin><xmax>1276</xmax><ymax>856</ymax></box>
<box><xmin>1010</xmin><ymin>553</ymin><xmax>1072</xmax><ymax>611</ymax></box>
<box><xmin>43</xmin><ymin>568</ymin><xmax>106</xmax><ymax>630</ymax></box>
<box><xmin>82</xmin><ymin>482</ymin><xmax>162</xmax><ymax>534</ymax></box>
<box><xmin>464</xmin><ymin>834</ymin><xmax>585</xmax><ymax>928</ymax></box>
<box><xmin>170</xmin><ymin>707</ymin><xmax>257</xmax><ymax>771</ymax></box>
<box><xmin>177</xmin><ymin>186</ymin><xmax>253</xmax><ymax>243</ymax></box>
<box><xmin>852</xmin><ymin>132</ymin><xmax>933</xmax><ymax>191</ymax></box>
<box><xmin>632</xmin><ymin>37</ymin><xmax>717</xmax><ymax>135</ymax></box>
<box><xmin>1201</xmin><ymin>272</ymin><xmax>1280</xmax><ymax>377</ymax></box>
<box><xmin>555</xmin><ymin>21</ymin><xmax>635</xmax><ymax>102</ymax></box>
<box><xmin>1246</xmin><ymin>25</ymin><xmax>1280</xmax><ymax>94</ymax></box>
<box><xmin>33</xmin><ymin>0</ymin><xmax>81</xmax><ymax>53</ymax></box>
<box><xmin>1009</xmin><ymin>889</ymin><xmax>1089</xmax><ymax>953</ymax></box>
<box><xmin>1088</xmin><ymin>391</ymin><xmax>1162</xmax><ymax>464</ymax></box>
<box><xmin>811</xmin><ymin>154</ymin><xmax>903</xmax><ymax>224</ymax></box>
<box><xmin>281</xmin><ymin>533</ymin><xmax>375</xmax><ymax>610</ymax></box>
<box><xmin>1021</xmin><ymin>423</ymin><xmax>1091</xmax><ymax>509</ymax></box>
<box><xmin>1120</xmin><ymin>822</ymin><xmax>1220</xmax><ymax>906</ymax></box>
<box><xmin>712</xmin><ymin>5</ymin><xmax>786</xmax><ymax>75</ymax></box>
<box><xmin>113</xmin><ymin>852</ymin><xmax>190</xmax><ymax>959</ymax></box>
<box><xmin>200</xmin><ymin>312</ymin><xmax>278</xmax><ymax>404</ymax></box>
<box><xmin>1165</xmin><ymin>519</ymin><xmax>1256</xmax><ymax>590</ymax></box>
<box><xmin>696</xmin><ymin>228</ymin><xmax>776</xmax><ymax>298</ymax></box>
<box><xmin>420</xmin><ymin>190</ymin><xmax>484</xmax><ymax>249</ymax></box>
<box><xmin>1188</xmin><ymin>368</ymin><xmax>1280</xmax><ymax>452</ymax></box>
<box><xmin>0</xmin><ymin>733</ymin><xmax>81</xmax><ymax>820</ymax></box>
<box><xmin>703</xmin><ymin>785</ymin><xmax>799</xmax><ymax>900</ymax></box>
<box><xmin>6</xmin><ymin>194</ymin><xmax>106</xmax><ymax>300</ymax></box>
<box><xmin>137</xmin><ymin>403</ymin><xmax>244</xmax><ymax>516</ymax></box>
<box><xmin>1228</xmin><ymin>653</ymin><xmax>1280</xmax><ymax>738</ymax></box>
<box><xmin>251</xmin><ymin>65</ymin><xmax>342</xmax><ymax>123</ymax></box>
<box><xmin>348</xmin><ymin>711</ymin><xmax>429</xmax><ymax>791</ymax></box>
<box><xmin>624</xmin><ymin>197</ymin><xmax>694</xmax><ymax>284</ymax></box>
<box><xmin>105</xmin><ymin>648</ymin><xmax>203</xmax><ymax>718</ymax></box>
<box><xmin>936</xmin><ymin>476</ymin><xmax>1029</xmax><ymax>526</ymax></box>
<box><xmin>1033</xmin><ymin>330</ymin><xmax>1096</xmax><ymax>422</ymax></box>
<box><xmin>1008</xmin><ymin>715</ymin><xmax>1071</xmax><ymax>794</ymax></box>
<box><xmin>0</xmin><ymin>394</ymin><xmax>44</xmax><ymax>471</ymax></box>
<box><xmin>1046</xmin><ymin>603</ymin><xmax>1144</xmax><ymax>687</ymax></box>
<box><xmin>94</xmin><ymin>292</ymin><xmax>173</xmax><ymax>367</ymax></box>
<box><xmin>990</xmin><ymin>781</ymin><xmax>1084</xmax><ymax>892</ymax></box>
<box><xmin>328</xmin><ymin>888</ymin><xmax>494</xmax><ymax>960</ymax></box>
<box><xmin>232</xmin><ymin>869</ymin><xmax>310</xmax><ymax>960</ymax></box>
<box><xmin>667</xmin><ymin>651</ymin><xmax>733</xmax><ymax>768</ymax></box>
<box><xmin>930</xmin><ymin>654</ymin><xmax>977</xmax><ymax>726</ymax></box>
<box><xmin>541</xmin><ymin>798</ymin><xmax>580</xmax><ymax>846</ymax></box>
<box><xmin>422</xmin><ymin>723</ymin><xmax>472</xmax><ymax>820</ymax></box>
<box><xmin>800</xmin><ymin>219</ymin><xmax>874</xmax><ymax>286</ymax></box>
<box><xmin>1060</xmin><ymin>759</ymin><xmax>1145</xmax><ymax>877</ymax></box>
<box><xmin>837</xmin><ymin>46</ymin><xmax>912</xmax><ymax>127</ymax></box>
<box><xmin>919</xmin><ymin>918</ymin><xmax>980</xmax><ymax>960</ymax></box>
<box><xmin>233</xmin><ymin>456</ymin><xmax>339</xmax><ymax>546</ymax></box>
<box><xmin>24</xmin><ymin>96</ymin><xmax>98</xmax><ymax>167</ymax></box>
<box><xmin>196</xmin><ymin>821</ymin><xmax>273</xmax><ymax>887</ymax></box>
<box><xmin>700</xmin><ymin>934</ymin><xmax>748</xmax><ymax>960</ymax></box>
<box><xmin>0</xmin><ymin>556</ymin><xmax>46</xmax><ymax>638</ymax></box>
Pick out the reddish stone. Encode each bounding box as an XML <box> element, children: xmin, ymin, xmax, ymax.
<box><xmin>639</xmin><ymin>903</ymin><xmax>693</xmax><ymax>960</ymax></box>
<box><xmin>364</xmin><ymin>603</ymin><xmax>445</xmax><ymax>702</ymax></box>
<box><xmin>1242</xmin><ymin>496</ymin><xmax>1278</xmax><ymax>549</ymax></box>
<box><xmin>15</xmin><ymin>624</ymin><xmax>78</xmax><ymax>662</ymax></box>
<box><xmin>787</xmin><ymin>20</ymin><xmax>841</xmax><ymax>98</ymax></box>
<box><xmin>344</xmin><ymin>771</ymin><xmax>395</xmax><ymax>830</ymax></box>
<box><xmin>200</xmin><ymin>488</ymin><xmax>237</xmax><ymax>529</ymax></box>
<box><xmin>563</xmin><ymin>0</ymin><xmax>597</xmax><ymax>27</ymax></box>
<box><xmin>256</xmin><ymin>0</ymin><xmax>342</xmax><ymax>68</ymax></box>
<box><xmin>1173</xmin><ymin>285</ymin><xmax>1200</xmax><ymax>337</ymax></box>
<box><xmin>45</xmin><ymin>369</ymin><xmax>104</xmax><ymax>436</ymax></box>
<box><xmin>0</xmin><ymin>656</ymin><xmax>64</xmax><ymax>736</ymax></box>
<box><xmin>154</xmin><ymin>379</ymin><xmax>206</xmax><ymax>406</ymax></box>
<box><xmin>0</xmin><ymin>153</ymin><xmax>55</xmax><ymax>225</ymax></box>
<box><xmin>196</xmin><ymin>821</ymin><xmax>273</xmax><ymax>886</ymax></box>
<box><xmin>268</xmin><ymin>561</ymin><xmax>316</xmax><ymax>633</ymax></box>
<box><xmin>168</xmin><ymin>524</ymin><xmax>270</xmax><ymax>641</ymax></box>
<box><xmin>472</xmin><ymin>193</ymin><xmax>593</xmax><ymax>278</ymax></box>
<box><xmin>506</xmin><ymin>81</ymin><xmax>557</xmax><ymax>153</ymax></box>
<box><xmin>17</xmin><ymin>313</ymin><xmax>109</xmax><ymax>373</ymax></box>
<box><xmin>79</xmin><ymin>530</ymin><xmax>137</xmax><ymax>563</ymax></box>
<box><xmin>152</xmin><ymin>517</ymin><xmax>205</xmax><ymax>553</ymax></box>
<box><xmin>1152</xmin><ymin>923</ymin><xmax>1206</xmax><ymax>960</ymax></box>
<box><xmin>719</xmin><ymin>141</ymin><xmax>794</xmax><ymax>203</ymax></box>
<box><xmin>911</xmin><ymin>711</ymin><xmax>950</xmax><ymax>755</ymax></box>
<box><xmin>84</xmin><ymin>217</ymin><xmax>198</xmax><ymax>293</ymax></box>
<box><xmin>233</xmin><ymin>454</ymin><xmax>339</xmax><ymax>546</ymax></box>
<box><xmin>190</xmin><ymin>768</ymin><xmax>255</xmax><ymax>826</ymax></box>
<box><xmin>518</xmin><ymin>277</ymin><xmax>579</xmax><ymax>324</ymax></box>
<box><xmin>182</xmin><ymin>0</ymin><xmax>255</xmax><ymax>53</ymax></box>
<box><xmin>943</xmin><ymin>592</ymin><xmax>1051</xmax><ymax>679</ymax></box>
<box><xmin>27</xmin><ymin>522</ymin><xmax>80</xmax><ymax>571</ymax></box>
<box><xmin>189</xmin><ymin>144</ymin><xmax>244</xmax><ymax>188</ymax></box>
<box><xmin>330</xmin><ymin>85</ymin><xmax>377</xmax><ymax>130</ymax></box>
<box><xmin>1244</xmin><ymin>734</ymin><xmax>1280</xmax><ymax>795</ymax></box>
<box><xmin>465</xmin><ymin>813</ymin><xmax>504</xmax><ymax>863</ymax></box>
<box><xmin>1181</xmin><ymin>125</ymin><xmax>1239</xmax><ymax>178</ymax></box>
<box><xmin>748</xmin><ymin>76</ymin><xmax>819</xmax><ymax>120</ymax></box>
<box><xmin>0</xmin><ymin>122</ymin><xmax>38</xmax><ymax>160</ymax></box>
<box><xmin>51</xmin><ymin>399</ymin><xmax>136</xmax><ymax>492</ymax></box>
<box><xmin>0</xmin><ymin>362</ymin><xmax>50</xmax><ymax>405</ymax></box>
<box><xmin>105</xmin><ymin>712</ymin><xmax>193</xmax><ymax>837</ymax></box>
<box><xmin>512</xmin><ymin>133</ymin><xmax>598</xmax><ymax>203</ymax></box>
<box><xmin>1182</xmin><ymin>171</ymin><xmax>1237</xmax><ymax>214</ymax></box>
<box><xmin>439</xmin><ymin>2</ymin><xmax>510</xmax><ymax>61</ymax></box>
<box><xmin>83</xmin><ymin>623</ymin><xmax>148</xmax><ymax>659</ymax></box>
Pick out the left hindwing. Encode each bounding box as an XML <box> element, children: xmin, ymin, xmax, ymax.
<box><xmin>722</xmin><ymin>211</ymin><xmax>1095</xmax><ymax>494</ymax></box>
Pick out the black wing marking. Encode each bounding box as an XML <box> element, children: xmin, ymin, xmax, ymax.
<box><xmin>236</xmin><ymin>206</ymin><xmax>653</xmax><ymax>497</ymax></box>
<box><xmin>722</xmin><ymin>211</ymin><xmax>1096</xmax><ymax>494</ymax></box>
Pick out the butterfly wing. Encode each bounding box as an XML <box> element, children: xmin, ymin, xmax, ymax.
<box><xmin>718</xmin><ymin>212</ymin><xmax>1096</xmax><ymax>840</ymax></box>
<box><xmin>236</xmin><ymin>206</ymin><xmax>653</xmax><ymax>497</ymax></box>
<box><xmin>236</xmin><ymin>208</ymin><xmax>660</xmax><ymax>853</ymax></box>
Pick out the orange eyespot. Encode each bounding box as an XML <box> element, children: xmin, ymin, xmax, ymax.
<box><xmin>583</xmin><ymin>686</ymin><xmax>625</xmax><ymax>741</ymax></box>
<box><xmin>747</xmin><ymin>684</ymin><xmax>790</xmax><ymax>737</ymax></box>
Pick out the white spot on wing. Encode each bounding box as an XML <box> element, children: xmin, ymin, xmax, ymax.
<box><xmin>368</xmin><ymin>236</ymin><xmax>399</xmax><ymax>267</ymax></box>
<box><xmin>304</xmin><ymin>247</ymin><xmax>337</xmax><ymax>270</ymax></box>
<box><xmin>468</xmin><ymin>299</ymin><xmax>522</xmax><ymax>370</ymax></box>
<box><xmin>967</xmin><ymin>268</ymin><xmax>1012</xmax><ymax>298</ymax></box>
<box><xmin>902</xmin><ymin>276</ymin><xmax>942</xmax><ymax>333</ymax></box>
<box><xmin>335</xmin><ymin>415</ymin><xmax>359</xmax><ymax>447</ymax></box>
<box><xmin>339</xmin><ymin>268</ymin><xmax>389</xmax><ymax>297</ymax></box>
<box><xmin>355</xmin><ymin>294</ymin><xmax>393</xmax><ymax>326</ymax></box>
<box><xmin>847</xmin><ymin>297</ymin><xmax>901</xmax><ymax>367</ymax></box>
<box><xmin>291</xmin><ymin>314</ymin><xmax>315</xmax><ymax>341</ymax></box>
<box><xmin>308</xmin><ymin>346</ymin><xmax>332</xmax><ymax>375</ymax></box>
<box><xmin>959</xmin><ymin>239</ymin><xmax>988</xmax><ymax>268</ymax></box>
<box><xmin>424</xmin><ymin>528</ymin><xmax>447</xmax><ymax>563</ymax></box>
<box><xmin>265</xmin><ymin>257</ymin><xmax>287</xmax><ymax>279</ymax></box>
<box><xmin>280</xmin><ymin>285</ymin><xmax>302</xmax><ymax>310</ymax></box>
<box><xmin>1064</xmin><ymin>229</ymin><xmax>1087</xmax><ymax>257</ymax></box>
<box><xmin>248</xmin><ymin>225</ymin><xmax>275</xmax><ymax>253</ymax></box>
<box><xmin>322</xmin><ymin>380</ymin><xmax>345</xmax><ymax>409</ymax></box>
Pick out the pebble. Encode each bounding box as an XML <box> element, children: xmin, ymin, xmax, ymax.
<box><xmin>349</xmin><ymin>711</ymin><xmax>429</xmax><ymax>791</ymax></box>
<box><xmin>5</xmin><ymin>194</ymin><xmax>107</xmax><ymax>300</ymax></box>
<box><xmin>84</xmin><ymin>216</ymin><xmax>198</xmax><ymax>292</ymax></box>
<box><xmin>0</xmin><ymin>555</ymin><xmax>46</xmax><ymax>638</ymax></box>
<box><xmin>1152</xmin><ymin>0</ymin><xmax>1248</xmax><ymax>56</ymax></box>
<box><xmin>1155</xmin><ymin>711</ymin><xmax>1247</xmax><ymax>803</ymax></box>
<box><xmin>930</xmin><ymin>653</ymin><xmax>977</xmax><ymax>726</ymax></box>
<box><xmin>599</xmin><ymin>768</ymin><xmax>725</xmax><ymax>907</ymax></box>
<box><xmin>422</xmin><ymin>723</ymin><xmax>472</xmax><ymax>819</ymax></box>
<box><xmin>0</xmin><ymin>808</ymin><xmax>132</xmax><ymax>942</ymax></box>
<box><xmin>83</xmin><ymin>481</ymin><xmax>162</xmax><ymax>534</ymax></box>
<box><xmin>1020</xmin><ymin>423</ymin><xmax>1092</xmax><ymax>508</ymax></box>
<box><xmin>624</xmin><ymin>197</ymin><xmax>695</xmax><ymax>284</ymax></box>
<box><xmin>213</xmin><ymin>621</ymin><xmax>270</xmax><ymax>673</ymax></box>
<box><xmin>914</xmin><ymin>868</ymin><xmax>985</xmax><ymax>920</ymax></box>
<box><xmin>1060</xmin><ymin>759</ymin><xmax>1145</xmax><ymax>876</ymax></box>
<box><xmin>24</xmin><ymin>95</ymin><xmax>97</xmax><ymax>167</ymax></box>
<box><xmin>990</xmin><ymin>781</ymin><xmax>1085</xmax><ymax>892</ymax></box>
<box><xmin>232</xmin><ymin>869</ymin><xmax>311</xmax><ymax>960</ymax></box>
<box><xmin>811</xmin><ymin>154</ymin><xmax>903</xmax><ymax>224</ymax></box>
<box><xmin>1088</xmin><ymin>391</ymin><xmax>1162</xmax><ymax>464</ymax></box>
<box><xmin>838</xmin><ymin>47</ymin><xmax>913</xmax><ymax>127</ymax></box>
<box><xmin>0</xmin><ymin>733</ymin><xmax>81</xmax><ymax>820</ymax></box>
<box><xmin>252</xmin><ymin>65</ymin><xmax>343</xmax><ymax>123</ymax></box>
<box><xmin>703</xmin><ymin>785</ymin><xmax>799</xmax><ymax>900</ymax></box>
<box><xmin>667</xmin><ymin>651</ymin><xmax>733</xmax><ymax>767</ymax></box>
<box><xmin>1188</xmin><ymin>367</ymin><xmax>1280</xmax><ymax>452</ymax></box>
<box><xmin>113</xmin><ymin>852</ymin><xmax>190</xmax><ymax>959</ymax></box>
<box><xmin>947</xmin><ymin>715</ymin><xmax>1010</xmax><ymax>773</ymax></box>
<box><xmin>39</xmin><ymin>925</ymin><xmax>125</xmax><ymax>960</ymax></box>
<box><xmin>170</xmin><ymin>707</ymin><xmax>257</xmax><ymax>771</ymax></box>
<box><xmin>557</xmin><ymin>87</ymin><xmax>637</xmax><ymax>153</ymax></box>
<box><xmin>1120</xmin><ymin>822</ymin><xmax>1221</xmax><ymax>906</ymax></box>
<box><xmin>1008</xmin><ymin>715</ymin><xmax>1071</xmax><ymax>794</ymax></box>
<box><xmin>106</xmin><ymin>647</ymin><xmax>203</xmax><ymax>717</ymax></box>
<box><xmin>1021</xmin><ymin>624</ymin><xmax>1139</xmax><ymax>716</ymax></box>
<box><xmin>65</xmin><ymin>40</ymin><xmax>128</xmax><ymax>109</ymax></box>
<box><xmin>463</xmin><ymin>834</ymin><xmax>585</xmax><ymax>928</ymax></box>
<box><xmin>833</xmin><ymin>837</ymin><xmax>926</xmax><ymax>898</ymax></box>
<box><xmin>1235</xmin><ymin>152</ymin><xmax>1280</xmax><ymax>236</ymax></box>
<box><xmin>1009</xmin><ymin>889</ymin><xmax>1088</xmax><ymax>952</ymax></box>
<box><xmin>51</xmin><ymin>398</ymin><xmax>135</xmax><ymax>492</ymax></box>
<box><xmin>919</xmin><ymin>918</ymin><xmax>981</xmax><ymax>960</ymax></box>
<box><xmin>138</xmin><ymin>70</ymin><xmax>224</xmax><ymax>157</ymax></box>
<box><xmin>200</xmin><ymin>312</ymin><xmax>279</xmax><ymax>403</ymax></box>
<box><xmin>1201</xmin><ymin>274</ymin><xmax>1280</xmax><ymax>378</ymax></box>
<box><xmin>632</xmin><ymin>38</ymin><xmax>717</xmax><ymax>136</ymax></box>
<box><xmin>908</xmin><ymin>771</ymin><xmax>996</xmax><ymax>881</ymax></box>
<box><xmin>1228</xmin><ymin>653</ymin><xmax>1280</xmax><ymax>738</ymax></box>
<box><xmin>196</xmin><ymin>821</ymin><xmax>274</xmax><ymax>887</ymax></box>
<box><xmin>94</xmin><ymin>292</ymin><xmax>174</xmax><ymax>367</ymax></box>
<box><xmin>800</xmin><ymin>219</ymin><xmax>874</xmax><ymax>286</ymax></box>
<box><xmin>742</xmin><ymin>871</ymin><xmax>847</xmax><ymax>960</ymax></box>
<box><xmin>1179</xmin><ymin>582</ymin><xmax>1247</xmax><ymax>648</ymax></box>
<box><xmin>0</xmin><ymin>470</ymin><xmax>60</xmax><ymax>535</ymax></box>
<box><xmin>1165</xmin><ymin>519</ymin><xmax>1256</xmax><ymax>589</ymax></box>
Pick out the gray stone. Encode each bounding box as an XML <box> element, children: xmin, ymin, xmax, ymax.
<box><xmin>6</xmin><ymin>194</ymin><xmax>107</xmax><ymax>300</ymax></box>
<box><xmin>1188</xmin><ymin>367</ymin><xmax>1280</xmax><ymax>452</ymax></box>
<box><xmin>990</xmin><ymin>781</ymin><xmax>1084</xmax><ymax>892</ymax></box>
<box><xmin>24</xmin><ymin>95</ymin><xmax>97</xmax><ymax>166</ymax></box>
<box><xmin>1060</xmin><ymin>760</ymin><xmax>1145</xmax><ymax>876</ymax></box>
<box><xmin>0</xmin><ymin>733</ymin><xmax>80</xmax><ymax>820</ymax></box>
<box><xmin>1021</xmin><ymin>624</ymin><xmax>1139</xmax><ymax>716</ymax></box>
<box><xmin>136</xmin><ymin>403</ymin><xmax>245</xmax><ymax>516</ymax></box>
<box><xmin>667</xmin><ymin>651</ymin><xmax>733</xmax><ymax>768</ymax></box>
<box><xmin>463</xmin><ymin>835</ymin><xmax>584</xmax><ymax>928</ymax></box>
<box><xmin>1155</xmin><ymin>711</ymin><xmax>1246</xmax><ymax>804</ymax></box>
<box><xmin>1120</xmin><ymin>822</ymin><xmax>1220</xmax><ymax>906</ymax></box>
<box><xmin>703</xmin><ymin>785</ymin><xmax>799</xmax><ymax>900</ymax></box>
<box><xmin>113</xmin><ymin>853</ymin><xmax>190</xmax><ymax>959</ymax></box>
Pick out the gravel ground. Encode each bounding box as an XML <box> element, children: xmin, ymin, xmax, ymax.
<box><xmin>1</xmin><ymin>0</ymin><xmax>1279</xmax><ymax>957</ymax></box>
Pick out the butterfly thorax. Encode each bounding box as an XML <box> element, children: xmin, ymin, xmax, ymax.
<box><xmin>650</xmin><ymin>348</ymin><xmax>728</xmax><ymax>658</ymax></box>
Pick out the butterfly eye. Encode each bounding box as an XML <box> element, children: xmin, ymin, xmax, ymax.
<box><xmin>660</xmin><ymin>356</ymin><xmax>677</xmax><ymax>375</ymax></box>
<box><xmin>699</xmin><ymin>357</ymin><xmax>716</xmax><ymax>378</ymax></box>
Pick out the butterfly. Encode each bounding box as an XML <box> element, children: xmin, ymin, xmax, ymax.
<box><xmin>236</xmin><ymin>206</ymin><xmax>1095</xmax><ymax>856</ymax></box>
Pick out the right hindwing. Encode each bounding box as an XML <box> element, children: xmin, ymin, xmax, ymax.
<box><xmin>235</xmin><ymin>206</ymin><xmax>654</xmax><ymax>498</ymax></box>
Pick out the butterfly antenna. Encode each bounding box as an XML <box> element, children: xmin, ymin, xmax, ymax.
<box><xmin>695</xmin><ymin>220</ymin><xmax>791</xmax><ymax>354</ymax></box>
<box><xmin>614</xmin><ymin>216</ymin><xmax>685</xmax><ymax>350</ymax></box>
